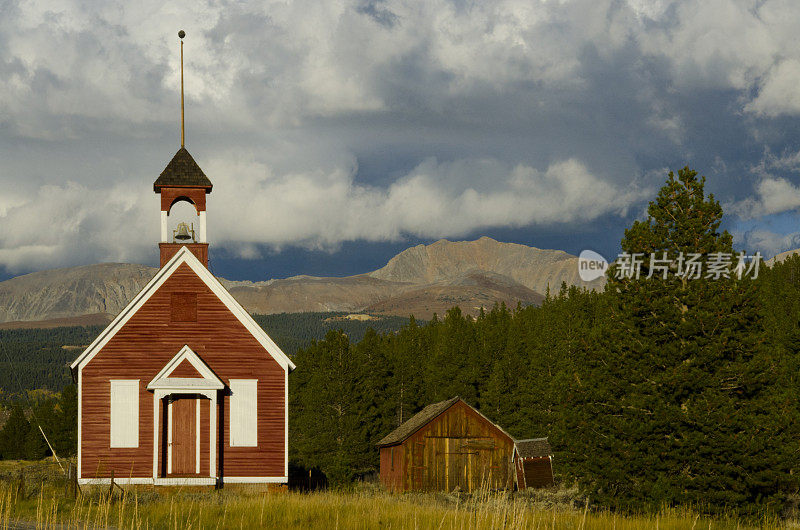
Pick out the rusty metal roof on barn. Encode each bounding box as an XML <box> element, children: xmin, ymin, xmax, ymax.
<box><xmin>377</xmin><ymin>397</ymin><xmax>461</xmax><ymax>447</ymax></box>
<box><xmin>377</xmin><ymin>396</ymin><xmax>514</xmax><ymax>447</ymax></box>
<box><xmin>153</xmin><ymin>147</ymin><xmax>213</xmax><ymax>192</ymax></box>
<box><xmin>514</xmin><ymin>438</ymin><xmax>552</xmax><ymax>459</ymax></box>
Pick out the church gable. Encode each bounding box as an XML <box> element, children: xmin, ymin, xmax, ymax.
<box><xmin>71</xmin><ymin>247</ymin><xmax>294</xmax><ymax>373</ymax></box>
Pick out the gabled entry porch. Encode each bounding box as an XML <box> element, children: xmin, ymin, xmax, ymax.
<box><xmin>147</xmin><ymin>345</ymin><xmax>223</xmax><ymax>486</ymax></box>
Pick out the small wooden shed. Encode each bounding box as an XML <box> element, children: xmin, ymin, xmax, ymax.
<box><xmin>377</xmin><ymin>397</ymin><xmax>515</xmax><ymax>492</ymax></box>
<box><xmin>513</xmin><ymin>438</ymin><xmax>554</xmax><ymax>489</ymax></box>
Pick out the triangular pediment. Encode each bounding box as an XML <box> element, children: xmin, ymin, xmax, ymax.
<box><xmin>147</xmin><ymin>345</ymin><xmax>224</xmax><ymax>390</ymax></box>
<box><xmin>170</xmin><ymin>359</ymin><xmax>203</xmax><ymax>378</ymax></box>
<box><xmin>71</xmin><ymin>246</ymin><xmax>295</xmax><ymax>372</ymax></box>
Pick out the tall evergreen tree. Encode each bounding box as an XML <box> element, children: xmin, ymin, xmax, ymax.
<box><xmin>573</xmin><ymin>167</ymin><xmax>793</xmax><ymax>512</ymax></box>
<box><xmin>0</xmin><ymin>405</ymin><xmax>31</xmax><ymax>460</ymax></box>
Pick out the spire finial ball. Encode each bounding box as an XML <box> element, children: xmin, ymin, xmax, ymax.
<box><xmin>178</xmin><ymin>30</ymin><xmax>186</xmax><ymax>39</ymax></box>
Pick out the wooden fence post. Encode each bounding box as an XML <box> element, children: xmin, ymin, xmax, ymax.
<box><xmin>64</xmin><ymin>463</ymin><xmax>78</xmax><ymax>499</ymax></box>
<box><xmin>16</xmin><ymin>469</ymin><xmax>24</xmax><ymax>499</ymax></box>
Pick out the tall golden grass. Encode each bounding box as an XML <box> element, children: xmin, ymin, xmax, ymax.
<box><xmin>0</xmin><ymin>461</ymin><xmax>792</xmax><ymax>529</ymax></box>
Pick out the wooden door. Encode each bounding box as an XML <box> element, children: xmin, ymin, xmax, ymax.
<box><xmin>171</xmin><ymin>397</ymin><xmax>197</xmax><ymax>475</ymax></box>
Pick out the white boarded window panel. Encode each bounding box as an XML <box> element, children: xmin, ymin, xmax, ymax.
<box><xmin>230</xmin><ymin>379</ymin><xmax>258</xmax><ymax>447</ymax></box>
<box><xmin>110</xmin><ymin>380</ymin><xmax>139</xmax><ymax>448</ymax></box>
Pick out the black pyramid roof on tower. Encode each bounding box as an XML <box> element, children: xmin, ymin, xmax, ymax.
<box><xmin>153</xmin><ymin>147</ymin><xmax>213</xmax><ymax>192</ymax></box>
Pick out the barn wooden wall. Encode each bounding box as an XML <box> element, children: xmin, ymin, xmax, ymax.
<box><xmin>379</xmin><ymin>445</ymin><xmax>405</xmax><ymax>492</ymax></box>
<box><xmin>382</xmin><ymin>401</ymin><xmax>514</xmax><ymax>492</ymax></box>
<box><xmin>80</xmin><ymin>263</ymin><xmax>286</xmax><ymax>480</ymax></box>
<box><xmin>516</xmin><ymin>457</ymin><xmax>554</xmax><ymax>489</ymax></box>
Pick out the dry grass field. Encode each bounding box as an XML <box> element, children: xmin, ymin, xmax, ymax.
<box><xmin>0</xmin><ymin>461</ymin><xmax>792</xmax><ymax>529</ymax></box>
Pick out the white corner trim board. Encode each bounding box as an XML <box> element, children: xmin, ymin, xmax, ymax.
<box><xmin>70</xmin><ymin>246</ymin><xmax>295</xmax><ymax>372</ymax></box>
<box><xmin>284</xmin><ymin>369</ymin><xmax>289</xmax><ymax>478</ymax></box>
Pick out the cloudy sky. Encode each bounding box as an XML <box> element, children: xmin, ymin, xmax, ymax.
<box><xmin>3</xmin><ymin>0</ymin><xmax>800</xmax><ymax>281</ymax></box>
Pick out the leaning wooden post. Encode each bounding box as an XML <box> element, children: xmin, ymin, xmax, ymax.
<box><xmin>72</xmin><ymin>463</ymin><xmax>78</xmax><ymax>499</ymax></box>
<box><xmin>109</xmin><ymin>470</ymin><xmax>115</xmax><ymax>498</ymax></box>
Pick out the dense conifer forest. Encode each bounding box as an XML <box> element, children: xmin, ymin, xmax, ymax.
<box><xmin>0</xmin><ymin>168</ymin><xmax>798</xmax><ymax>515</ymax></box>
<box><xmin>290</xmin><ymin>169</ymin><xmax>800</xmax><ymax>515</ymax></box>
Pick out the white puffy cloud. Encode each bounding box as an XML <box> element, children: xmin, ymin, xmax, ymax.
<box><xmin>0</xmin><ymin>181</ymin><xmax>154</xmax><ymax>271</ymax></box>
<box><xmin>2</xmin><ymin>0</ymin><xmax>800</xmax><ymax>273</ymax></box>
<box><xmin>744</xmin><ymin>60</ymin><xmax>800</xmax><ymax>117</ymax></box>
<box><xmin>5</xmin><ymin>0</ymin><xmax>799</xmax><ymax>134</ymax></box>
<box><xmin>736</xmin><ymin>229</ymin><xmax>800</xmax><ymax>259</ymax></box>
<box><xmin>729</xmin><ymin>147</ymin><xmax>800</xmax><ymax>219</ymax></box>
<box><xmin>0</xmin><ymin>154</ymin><xmax>649</xmax><ymax>269</ymax></box>
<box><xmin>729</xmin><ymin>177</ymin><xmax>800</xmax><ymax>219</ymax></box>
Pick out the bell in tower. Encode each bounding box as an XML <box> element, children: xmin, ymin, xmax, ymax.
<box><xmin>173</xmin><ymin>222</ymin><xmax>195</xmax><ymax>242</ymax></box>
<box><xmin>154</xmin><ymin>30</ymin><xmax>212</xmax><ymax>268</ymax></box>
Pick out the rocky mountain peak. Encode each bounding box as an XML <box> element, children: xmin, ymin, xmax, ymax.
<box><xmin>369</xmin><ymin>237</ymin><xmax>599</xmax><ymax>294</ymax></box>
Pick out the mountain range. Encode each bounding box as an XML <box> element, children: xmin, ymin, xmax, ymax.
<box><xmin>0</xmin><ymin>237</ymin><xmax>605</xmax><ymax>327</ymax></box>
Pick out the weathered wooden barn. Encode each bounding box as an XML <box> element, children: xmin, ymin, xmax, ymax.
<box><xmin>513</xmin><ymin>438</ymin><xmax>554</xmax><ymax>489</ymax></box>
<box><xmin>377</xmin><ymin>397</ymin><xmax>515</xmax><ymax>492</ymax></box>
<box><xmin>69</xmin><ymin>64</ymin><xmax>295</xmax><ymax>485</ymax></box>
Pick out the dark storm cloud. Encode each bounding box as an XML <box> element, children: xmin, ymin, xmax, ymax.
<box><xmin>356</xmin><ymin>0</ymin><xmax>399</xmax><ymax>28</ymax></box>
<box><xmin>1</xmin><ymin>0</ymin><xmax>800</xmax><ymax>275</ymax></box>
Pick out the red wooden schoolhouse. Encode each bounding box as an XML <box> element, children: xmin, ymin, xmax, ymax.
<box><xmin>70</xmin><ymin>95</ymin><xmax>295</xmax><ymax>486</ymax></box>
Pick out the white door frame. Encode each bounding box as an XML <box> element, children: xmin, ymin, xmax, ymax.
<box><xmin>153</xmin><ymin>389</ymin><xmax>217</xmax><ymax>483</ymax></box>
<box><xmin>165</xmin><ymin>396</ymin><xmax>202</xmax><ymax>475</ymax></box>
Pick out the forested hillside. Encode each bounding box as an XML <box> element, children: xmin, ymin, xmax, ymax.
<box><xmin>251</xmin><ymin>313</ymin><xmax>414</xmax><ymax>358</ymax></box>
<box><xmin>0</xmin><ymin>312</ymin><xmax>414</xmax><ymax>395</ymax></box>
<box><xmin>0</xmin><ymin>327</ymin><xmax>102</xmax><ymax>392</ymax></box>
<box><xmin>290</xmin><ymin>168</ymin><xmax>800</xmax><ymax>516</ymax></box>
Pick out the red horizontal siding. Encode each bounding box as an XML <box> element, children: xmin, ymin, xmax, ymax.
<box><xmin>80</xmin><ymin>263</ymin><xmax>286</xmax><ymax>480</ymax></box>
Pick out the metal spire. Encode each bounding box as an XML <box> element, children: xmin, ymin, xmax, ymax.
<box><xmin>179</xmin><ymin>30</ymin><xmax>186</xmax><ymax>147</ymax></box>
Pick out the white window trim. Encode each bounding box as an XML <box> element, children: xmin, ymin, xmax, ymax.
<box><xmin>229</xmin><ymin>379</ymin><xmax>258</xmax><ymax>447</ymax></box>
<box><xmin>110</xmin><ymin>379</ymin><xmax>140</xmax><ymax>448</ymax></box>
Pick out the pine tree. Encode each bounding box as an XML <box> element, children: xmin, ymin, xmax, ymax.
<box><xmin>0</xmin><ymin>405</ymin><xmax>31</xmax><ymax>460</ymax></box>
<box><xmin>575</xmin><ymin>167</ymin><xmax>792</xmax><ymax>512</ymax></box>
<box><xmin>290</xmin><ymin>330</ymin><xmax>368</xmax><ymax>484</ymax></box>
